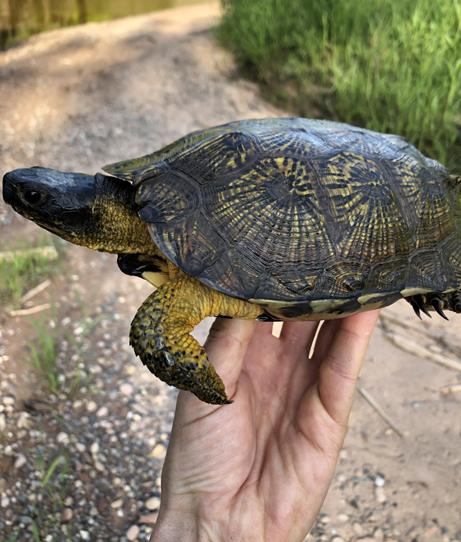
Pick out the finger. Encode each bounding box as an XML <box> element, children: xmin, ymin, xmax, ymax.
<box><xmin>316</xmin><ymin>310</ymin><xmax>380</xmax><ymax>426</ymax></box>
<box><xmin>279</xmin><ymin>320</ymin><xmax>320</xmax><ymax>350</ymax></box>
<box><xmin>204</xmin><ymin>318</ymin><xmax>258</xmax><ymax>391</ymax></box>
<box><xmin>309</xmin><ymin>318</ymin><xmax>340</xmax><ymax>366</ymax></box>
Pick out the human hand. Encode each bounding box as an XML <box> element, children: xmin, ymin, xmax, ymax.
<box><xmin>151</xmin><ymin>311</ymin><xmax>380</xmax><ymax>542</ymax></box>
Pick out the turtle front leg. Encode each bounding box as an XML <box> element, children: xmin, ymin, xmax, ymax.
<box><xmin>129</xmin><ymin>274</ymin><xmax>263</xmax><ymax>404</ymax></box>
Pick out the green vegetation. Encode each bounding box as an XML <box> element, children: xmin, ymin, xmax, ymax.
<box><xmin>0</xmin><ymin>234</ymin><xmax>64</xmax><ymax>307</ymax></box>
<box><xmin>219</xmin><ymin>0</ymin><xmax>461</xmax><ymax>169</ymax></box>
<box><xmin>28</xmin><ymin>309</ymin><xmax>61</xmax><ymax>395</ymax></box>
<box><xmin>27</xmin><ymin>293</ymin><xmax>108</xmax><ymax>396</ymax></box>
<box><xmin>28</xmin><ymin>452</ymin><xmax>71</xmax><ymax>541</ymax></box>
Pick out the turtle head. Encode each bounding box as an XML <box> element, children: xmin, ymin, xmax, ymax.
<box><xmin>3</xmin><ymin>167</ymin><xmax>96</xmax><ymax>240</ymax></box>
<box><xmin>3</xmin><ymin>167</ymin><xmax>155</xmax><ymax>255</ymax></box>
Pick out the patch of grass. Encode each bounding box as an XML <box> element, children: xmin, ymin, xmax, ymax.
<box><xmin>27</xmin><ymin>452</ymin><xmax>71</xmax><ymax>540</ymax></box>
<box><xmin>219</xmin><ymin>0</ymin><xmax>461</xmax><ymax>169</ymax></box>
<box><xmin>28</xmin><ymin>311</ymin><xmax>60</xmax><ymax>395</ymax></box>
<box><xmin>27</xmin><ymin>290</ymin><xmax>109</xmax><ymax>397</ymax></box>
<box><xmin>0</xmin><ymin>233</ymin><xmax>66</xmax><ymax>307</ymax></box>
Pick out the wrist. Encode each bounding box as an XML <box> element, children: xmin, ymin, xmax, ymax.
<box><xmin>150</xmin><ymin>507</ymin><xmax>208</xmax><ymax>542</ymax></box>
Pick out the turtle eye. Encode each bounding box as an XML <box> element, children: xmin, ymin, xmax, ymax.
<box><xmin>23</xmin><ymin>190</ymin><xmax>42</xmax><ymax>205</ymax></box>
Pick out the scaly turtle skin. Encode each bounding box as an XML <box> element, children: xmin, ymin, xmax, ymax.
<box><xmin>3</xmin><ymin>118</ymin><xmax>461</xmax><ymax>404</ymax></box>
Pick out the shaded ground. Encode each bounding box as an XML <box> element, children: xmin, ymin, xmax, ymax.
<box><xmin>0</xmin><ymin>4</ymin><xmax>460</xmax><ymax>541</ymax></box>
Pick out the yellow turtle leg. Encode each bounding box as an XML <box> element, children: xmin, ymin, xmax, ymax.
<box><xmin>129</xmin><ymin>274</ymin><xmax>263</xmax><ymax>404</ymax></box>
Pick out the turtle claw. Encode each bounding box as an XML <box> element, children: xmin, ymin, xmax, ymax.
<box><xmin>413</xmin><ymin>295</ymin><xmax>431</xmax><ymax>318</ymax></box>
<box><xmin>408</xmin><ymin>293</ymin><xmax>452</xmax><ymax>321</ymax></box>
<box><xmin>409</xmin><ymin>298</ymin><xmax>422</xmax><ymax>319</ymax></box>
<box><xmin>431</xmin><ymin>298</ymin><xmax>449</xmax><ymax>321</ymax></box>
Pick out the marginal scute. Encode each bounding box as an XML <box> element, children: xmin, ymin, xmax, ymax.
<box><xmin>103</xmin><ymin>159</ymin><xmax>169</xmax><ymax>184</ymax></box>
<box><xmin>400</xmin><ymin>287</ymin><xmax>432</xmax><ymax>297</ymax></box>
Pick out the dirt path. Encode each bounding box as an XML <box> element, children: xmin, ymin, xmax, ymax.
<box><xmin>0</xmin><ymin>4</ymin><xmax>460</xmax><ymax>541</ymax></box>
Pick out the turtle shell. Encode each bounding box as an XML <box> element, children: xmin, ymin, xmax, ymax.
<box><xmin>103</xmin><ymin>118</ymin><xmax>461</xmax><ymax>319</ymax></box>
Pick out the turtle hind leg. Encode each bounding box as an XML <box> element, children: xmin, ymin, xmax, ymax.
<box><xmin>129</xmin><ymin>273</ymin><xmax>263</xmax><ymax>404</ymax></box>
<box><xmin>448</xmin><ymin>290</ymin><xmax>461</xmax><ymax>313</ymax></box>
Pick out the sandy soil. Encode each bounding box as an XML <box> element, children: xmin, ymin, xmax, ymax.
<box><xmin>0</xmin><ymin>4</ymin><xmax>460</xmax><ymax>541</ymax></box>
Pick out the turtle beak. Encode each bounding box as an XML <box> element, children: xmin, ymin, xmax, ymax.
<box><xmin>2</xmin><ymin>170</ymin><xmax>17</xmax><ymax>205</ymax></box>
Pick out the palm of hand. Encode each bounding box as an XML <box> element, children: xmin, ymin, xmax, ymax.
<box><xmin>154</xmin><ymin>312</ymin><xmax>379</xmax><ymax>542</ymax></box>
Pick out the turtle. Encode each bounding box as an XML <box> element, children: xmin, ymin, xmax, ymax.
<box><xmin>3</xmin><ymin>118</ymin><xmax>461</xmax><ymax>405</ymax></box>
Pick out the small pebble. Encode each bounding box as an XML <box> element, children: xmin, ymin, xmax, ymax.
<box><xmin>337</xmin><ymin>513</ymin><xmax>349</xmax><ymax>522</ymax></box>
<box><xmin>375</xmin><ymin>486</ymin><xmax>387</xmax><ymax>503</ymax></box>
<box><xmin>353</xmin><ymin>523</ymin><xmax>365</xmax><ymax>536</ymax></box>
<box><xmin>126</xmin><ymin>525</ymin><xmax>140</xmax><ymax>541</ymax></box>
<box><xmin>111</xmin><ymin>498</ymin><xmax>123</xmax><ymax>509</ymax></box>
<box><xmin>120</xmin><ymin>383</ymin><xmax>134</xmax><ymax>396</ymax></box>
<box><xmin>75</xmin><ymin>442</ymin><xmax>86</xmax><ymax>453</ymax></box>
<box><xmin>145</xmin><ymin>496</ymin><xmax>161</xmax><ymax>511</ymax></box>
<box><xmin>79</xmin><ymin>531</ymin><xmax>89</xmax><ymax>540</ymax></box>
<box><xmin>14</xmin><ymin>454</ymin><xmax>27</xmax><ymax>469</ymax></box>
<box><xmin>149</xmin><ymin>444</ymin><xmax>166</xmax><ymax>459</ymax></box>
<box><xmin>1</xmin><ymin>494</ymin><xmax>10</xmax><ymax>508</ymax></box>
<box><xmin>0</xmin><ymin>414</ymin><xmax>5</xmax><ymax>430</ymax></box>
<box><xmin>320</xmin><ymin>515</ymin><xmax>330</xmax><ymax>524</ymax></box>
<box><xmin>86</xmin><ymin>400</ymin><xmax>97</xmax><ymax>412</ymax></box>
<box><xmin>357</xmin><ymin>538</ymin><xmax>378</xmax><ymax>542</ymax></box>
<box><xmin>3</xmin><ymin>396</ymin><xmax>14</xmax><ymax>406</ymax></box>
<box><xmin>17</xmin><ymin>412</ymin><xmax>31</xmax><ymax>429</ymax></box>
<box><xmin>60</xmin><ymin>508</ymin><xmax>73</xmax><ymax>522</ymax></box>
<box><xmin>90</xmin><ymin>442</ymin><xmax>99</xmax><ymax>455</ymax></box>
<box><xmin>331</xmin><ymin>538</ymin><xmax>345</xmax><ymax>542</ymax></box>
<box><xmin>375</xmin><ymin>476</ymin><xmax>385</xmax><ymax>487</ymax></box>
<box><xmin>139</xmin><ymin>512</ymin><xmax>159</xmax><ymax>524</ymax></box>
<box><xmin>96</xmin><ymin>406</ymin><xmax>108</xmax><ymax>418</ymax></box>
<box><xmin>57</xmin><ymin>432</ymin><xmax>70</xmax><ymax>445</ymax></box>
